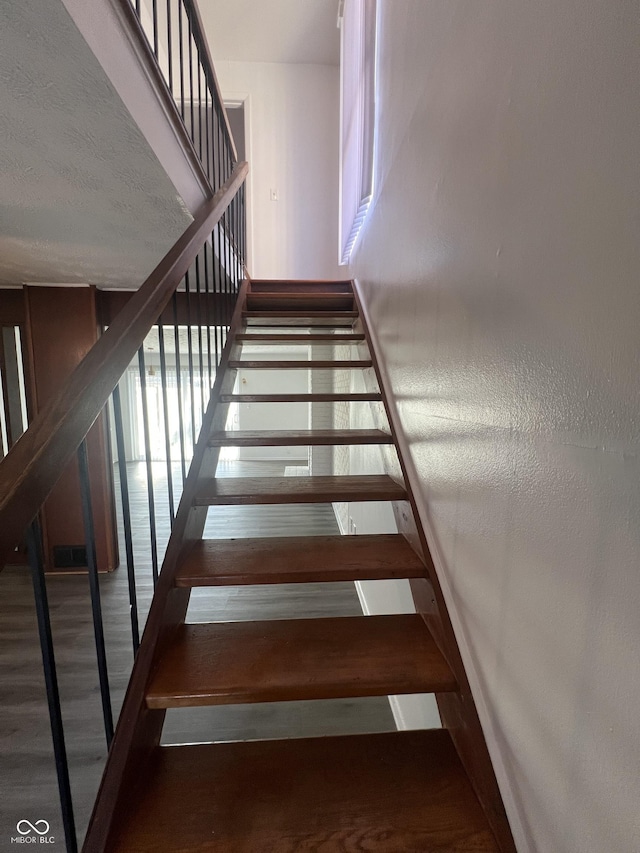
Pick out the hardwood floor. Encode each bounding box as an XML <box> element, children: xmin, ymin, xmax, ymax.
<box><xmin>0</xmin><ymin>459</ymin><xmax>395</xmax><ymax>846</ymax></box>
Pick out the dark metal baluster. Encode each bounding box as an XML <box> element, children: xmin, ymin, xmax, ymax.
<box><xmin>197</xmin><ymin>55</ymin><xmax>204</xmax><ymax>165</ymax></box>
<box><xmin>203</xmin><ymin>237</ymin><xmax>213</xmax><ymax>390</ymax></box>
<box><xmin>221</xmin><ymin>132</ymin><xmax>227</xmax><ymax>184</ymax></box>
<box><xmin>216</xmin><ymin>103</ymin><xmax>223</xmax><ymax>194</ymax></box>
<box><xmin>152</xmin><ymin>0</ymin><xmax>159</xmax><ymax>59</ymax></box>
<box><xmin>211</xmin><ymin>222</ymin><xmax>222</xmax><ymax>360</ymax></box>
<box><xmin>227</xmin><ymin>197</ymin><xmax>234</xmax><ymax>292</ymax></box>
<box><xmin>188</xmin><ymin>14</ymin><xmax>195</xmax><ymax>149</ymax></box>
<box><xmin>135</xmin><ymin>0</ymin><xmax>140</xmax><ymax>16</ymax></box>
<box><xmin>166</xmin><ymin>0</ymin><xmax>173</xmax><ymax>93</ymax></box>
<box><xmin>205</xmin><ymin>85</ymin><xmax>212</xmax><ymax>188</ymax></box>
<box><xmin>157</xmin><ymin>323</ymin><xmax>175</xmax><ymax>526</ymax></box>
<box><xmin>223</xmin><ymin>200</ymin><xmax>229</xmax><ymax>340</ymax></box>
<box><xmin>222</xmin><ymin>203</ymin><xmax>229</xmax><ymax>351</ymax></box>
<box><xmin>211</xmin><ymin>231</ymin><xmax>220</xmax><ymax>370</ymax></box>
<box><xmin>229</xmin><ymin>198</ymin><xmax>235</xmax><ymax>292</ymax></box>
<box><xmin>111</xmin><ymin>384</ymin><xmax>140</xmax><ymax>653</ymax></box>
<box><xmin>241</xmin><ymin>182</ymin><xmax>246</xmax><ymax>268</ymax></box>
<box><xmin>234</xmin><ymin>193</ymin><xmax>240</xmax><ymax>290</ymax></box>
<box><xmin>178</xmin><ymin>2</ymin><xmax>185</xmax><ymax>121</ymax></box>
<box><xmin>214</xmin><ymin>102</ymin><xmax>223</xmax><ymax>356</ymax></box>
<box><xmin>225</xmin><ymin>207</ymin><xmax>232</xmax><ymax>299</ymax></box>
<box><xmin>237</xmin><ymin>185</ymin><xmax>242</xmax><ymax>277</ymax></box>
<box><xmin>239</xmin><ymin>183</ymin><xmax>244</xmax><ymax>270</ymax></box>
<box><xmin>211</xmin><ymin>96</ymin><xmax>218</xmax><ymax>192</ymax></box>
<box><xmin>240</xmin><ymin>188</ymin><xmax>245</xmax><ymax>285</ymax></box>
<box><xmin>195</xmin><ymin>251</ymin><xmax>205</xmax><ymax>416</ymax></box>
<box><xmin>172</xmin><ymin>293</ymin><xmax>187</xmax><ymax>483</ymax></box>
<box><xmin>231</xmin><ymin>194</ymin><xmax>237</xmax><ymax>290</ymax></box>
<box><xmin>184</xmin><ymin>270</ymin><xmax>196</xmax><ymax>447</ymax></box>
<box><xmin>26</xmin><ymin>521</ymin><xmax>78</xmax><ymax>853</ymax></box>
<box><xmin>137</xmin><ymin>348</ymin><xmax>159</xmax><ymax>586</ymax></box>
<box><xmin>77</xmin><ymin>439</ymin><xmax>114</xmax><ymax>747</ymax></box>
<box><xmin>223</xmin><ymin>108</ymin><xmax>229</xmax><ymax>182</ymax></box>
<box><xmin>219</xmin><ymin>207</ymin><xmax>226</xmax><ymax>304</ymax></box>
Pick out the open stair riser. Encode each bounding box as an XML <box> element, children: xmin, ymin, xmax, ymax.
<box><xmin>175</xmin><ymin>534</ymin><xmax>428</xmax><ymax>586</ymax></box>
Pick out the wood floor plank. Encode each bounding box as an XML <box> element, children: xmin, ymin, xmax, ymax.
<box><xmin>176</xmin><ymin>534</ymin><xmax>426</xmax><ymax>587</ymax></box>
<box><xmin>208</xmin><ymin>429</ymin><xmax>392</xmax><ymax>447</ymax></box>
<box><xmin>220</xmin><ymin>392</ymin><xmax>382</xmax><ymax>403</ymax></box>
<box><xmin>145</xmin><ymin>615</ymin><xmax>457</xmax><ymax>708</ymax></box>
<box><xmin>193</xmin><ymin>475</ymin><xmax>406</xmax><ymax>506</ymax></box>
<box><xmin>108</xmin><ymin>730</ymin><xmax>499</xmax><ymax>852</ymax></box>
<box><xmin>228</xmin><ymin>359</ymin><xmax>372</xmax><ymax>369</ymax></box>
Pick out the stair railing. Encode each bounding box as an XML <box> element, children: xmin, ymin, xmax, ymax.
<box><xmin>0</xmin><ymin>160</ymin><xmax>248</xmax><ymax>853</ymax></box>
<box><xmin>120</xmin><ymin>0</ymin><xmax>237</xmax><ymax>192</ymax></box>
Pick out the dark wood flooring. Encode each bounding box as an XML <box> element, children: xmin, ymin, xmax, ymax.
<box><xmin>0</xmin><ymin>459</ymin><xmax>395</xmax><ymax>847</ymax></box>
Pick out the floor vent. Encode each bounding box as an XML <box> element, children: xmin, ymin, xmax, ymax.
<box><xmin>53</xmin><ymin>545</ymin><xmax>87</xmax><ymax>569</ymax></box>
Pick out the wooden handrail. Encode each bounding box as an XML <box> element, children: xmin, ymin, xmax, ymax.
<box><xmin>0</xmin><ymin>161</ymin><xmax>248</xmax><ymax>567</ymax></box>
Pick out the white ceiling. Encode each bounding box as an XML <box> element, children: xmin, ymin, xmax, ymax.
<box><xmin>198</xmin><ymin>0</ymin><xmax>340</xmax><ymax>66</ymax></box>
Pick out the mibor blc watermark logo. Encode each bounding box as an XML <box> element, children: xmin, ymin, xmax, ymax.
<box><xmin>10</xmin><ymin>820</ymin><xmax>55</xmax><ymax>844</ymax></box>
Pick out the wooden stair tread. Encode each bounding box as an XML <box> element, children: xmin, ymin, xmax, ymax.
<box><xmin>249</xmin><ymin>280</ymin><xmax>353</xmax><ymax>293</ymax></box>
<box><xmin>220</xmin><ymin>392</ymin><xmax>382</xmax><ymax>403</ymax></box>
<box><xmin>145</xmin><ymin>614</ymin><xmax>456</xmax><ymax>708</ymax></box>
<box><xmin>246</xmin><ymin>292</ymin><xmax>354</xmax><ymax>300</ymax></box>
<box><xmin>236</xmin><ymin>332</ymin><xmax>365</xmax><ymax>342</ymax></box>
<box><xmin>208</xmin><ymin>429</ymin><xmax>392</xmax><ymax>447</ymax></box>
<box><xmin>108</xmin><ymin>730</ymin><xmax>499</xmax><ymax>852</ymax></box>
<box><xmin>243</xmin><ymin>311</ymin><xmax>357</xmax><ymax>327</ymax></box>
<box><xmin>246</xmin><ymin>294</ymin><xmax>355</xmax><ymax>312</ymax></box>
<box><xmin>175</xmin><ymin>534</ymin><xmax>426</xmax><ymax>586</ymax></box>
<box><xmin>193</xmin><ymin>474</ymin><xmax>406</xmax><ymax>505</ymax></box>
<box><xmin>244</xmin><ymin>310</ymin><xmax>358</xmax><ymax>317</ymax></box>
<box><xmin>228</xmin><ymin>359</ymin><xmax>372</xmax><ymax>369</ymax></box>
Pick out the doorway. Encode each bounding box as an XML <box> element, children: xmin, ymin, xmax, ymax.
<box><xmin>226</xmin><ymin>104</ymin><xmax>246</xmax><ymax>161</ymax></box>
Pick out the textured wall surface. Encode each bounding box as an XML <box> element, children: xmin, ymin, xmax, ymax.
<box><xmin>0</xmin><ymin>1</ymin><xmax>192</xmax><ymax>287</ymax></box>
<box><xmin>350</xmin><ymin>2</ymin><xmax>640</xmax><ymax>851</ymax></box>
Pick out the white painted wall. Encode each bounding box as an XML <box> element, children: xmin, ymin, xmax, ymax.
<box><xmin>215</xmin><ymin>60</ymin><xmax>342</xmax><ymax>280</ymax></box>
<box><xmin>350</xmin><ymin>3</ymin><xmax>640</xmax><ymax>852</ymax></box>
<box><xmin>235</xmin><ymin>356</ymin><xmax>309</xmax><ymax>462</ymax></box>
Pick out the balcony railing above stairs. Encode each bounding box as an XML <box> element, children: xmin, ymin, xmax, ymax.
<box><xmin>0</xmin><ymin>3</ymin><xmax>248</xmax><ymax>848</ymax></box>
<box><xmin>122</xmin><ymin>0</ymin><xmax>238</xmax><ymax>192</ymax></box>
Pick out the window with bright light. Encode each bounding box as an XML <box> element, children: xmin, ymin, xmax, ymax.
<box><xmin>339</xmin><ymin>0</ymin><xmax>377</xmax><ymax>264</ymax></box>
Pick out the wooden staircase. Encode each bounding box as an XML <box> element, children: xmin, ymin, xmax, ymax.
<box><xmin>85</xmin><ymin>279</ymin><xmax>515</xmax><ymax>852</ymax></box>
